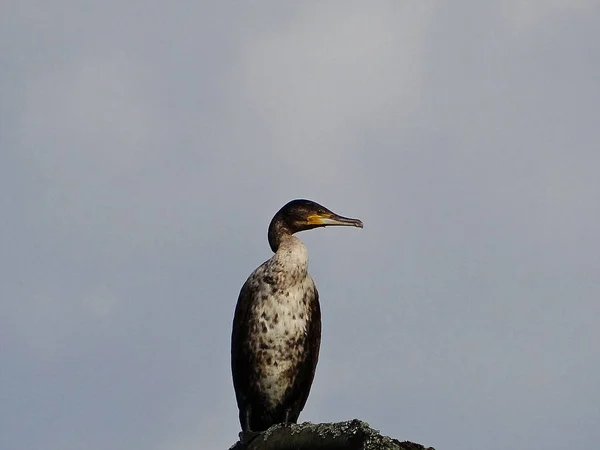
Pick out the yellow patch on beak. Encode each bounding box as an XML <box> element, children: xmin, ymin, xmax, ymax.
<box><xmin>306</xmin><ymin>213</ymin><xmax>329</xmax><ymax>225</ymax></box>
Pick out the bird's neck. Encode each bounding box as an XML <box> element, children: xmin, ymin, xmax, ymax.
<box><xmin>269</xmin><ymin>235</ymin><xmax>309</xmax><ymax>279</ymax></box>
<box><xmin>268</xmin><ymin>217</ymin><xmax>293</xmax><ymax>252</ymax></box>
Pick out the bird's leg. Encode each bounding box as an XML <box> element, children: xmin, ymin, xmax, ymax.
<box><xmin>239</xmin><ymin>406</ymin><xmax>261</xmax><ymax>444</ymax></box>
<box><xmin>283</xmin><ymin>408</ymin><xmax>293</xmax><ymax>424</ymax></box>
<box><xmin>243</xmin><ymin>405</ymin><xmax>252</xmax><ymax>432</ymax></box>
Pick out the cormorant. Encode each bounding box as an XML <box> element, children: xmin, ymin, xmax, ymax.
<box><xmin>231</xmin><ymin>199</ymin><xmax>363</xmax><ymax>432</ymax></box>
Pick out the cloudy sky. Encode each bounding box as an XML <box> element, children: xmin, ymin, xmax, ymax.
<box><xmin>2</xmin><ymin>1</ymin><xmax>599</xmax><ymax>449</ymax></box>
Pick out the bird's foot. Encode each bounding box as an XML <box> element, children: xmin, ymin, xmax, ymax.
<box><xmin>238</xmin><ymin>430</ymin><xmax>261</xmax><ymax>445</ymax></box>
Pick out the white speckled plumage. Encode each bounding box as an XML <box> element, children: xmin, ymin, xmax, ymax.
<box><xmin>246</xmin><ymin>235</ymin><xmax>315</xmax><ymax>407</ymax></box>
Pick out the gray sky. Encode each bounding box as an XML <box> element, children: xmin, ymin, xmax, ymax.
<box><xmin>2</xmin><ymin>1</ymin><xmax>599</xmax><ymax>449</ymax></box>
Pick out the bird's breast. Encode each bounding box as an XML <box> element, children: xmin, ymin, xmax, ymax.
<box><xmin>247</xmin><ymin>275</ymin><xmax>315</xmax><ymax>407</ymax></box>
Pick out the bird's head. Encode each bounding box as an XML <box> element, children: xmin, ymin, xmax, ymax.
<box><xmin>268</xmin><ymin>199</ymin><xmax>363</xmax><ymax>251</ymax></box>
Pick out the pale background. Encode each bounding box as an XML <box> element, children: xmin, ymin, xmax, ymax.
<box><xmin>2</xmin><ymin>2</ymin><xmax>599</xmax><ymax>449</ymax></box>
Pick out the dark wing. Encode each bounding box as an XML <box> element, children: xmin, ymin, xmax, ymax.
<box><xmin>286</xmin><ymin>283</ymin><xmax>322</xmax><ymax>421</ymax></box>
<box><xmin>231</xmin><ymin>278</ymin><xmax>256</xmax><ymax>418</ymax></box>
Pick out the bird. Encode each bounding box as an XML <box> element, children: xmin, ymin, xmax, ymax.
<box><xmin>231</xmin><ymin>199</ymin><xmax>363</xmax><ymax>432</ymax></box>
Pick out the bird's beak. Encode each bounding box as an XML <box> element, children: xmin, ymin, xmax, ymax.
<box><xmin>307</xmin><ymin>212</ymin><xmax>363</xmax><ymax>228</ymax></box>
